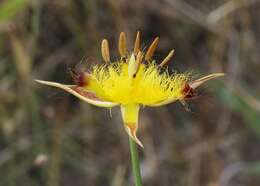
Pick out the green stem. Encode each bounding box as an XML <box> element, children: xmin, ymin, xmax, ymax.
<box><xmin>129</xmin><ymin>137</ymin><xmax>143</xmax><ymax>186</ymax></box>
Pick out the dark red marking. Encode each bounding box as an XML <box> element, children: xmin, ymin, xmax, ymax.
<box><xmin>182</xmin><ymin>83</ymin><xmax>197</xmax><ymax>99</ymax></box>
<box><xmin>77</xmin><ymin>72</ymin><xmax>86</xmax><ymax>86</ymax></box>
<box><xmin>72</xmin><ymin>86</ymin><xmax>101</xmax><ymax>101</ymax></box>
<box><xmin>69</xmin><ymin>69</ymin><xmax>89</xmax><ymax>87</ymax></box>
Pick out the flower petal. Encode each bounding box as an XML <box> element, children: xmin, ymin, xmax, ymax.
<box><xmin>35</xmin><ymin>80</ymin><xmax>119</xmax><ymax>108</ymax></box>
<box><xmin>120</xmin><ymin>104</ymin><xmax>143</xmax><ymax>148</ymax></box>
<box><xmin>147</xmin><ymin>97</ymin><xmax>179</xmax><ymax>107</ymax></box>
<box><xmin>148</xmin><ymin>73</ymin><xmax>225</xmax><ymax>107</ymax></box>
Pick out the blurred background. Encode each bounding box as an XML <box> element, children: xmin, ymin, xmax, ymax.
<box><xmin>1</xmin><ymin>0</ymin><xmax>260</xmax><ymax>185</ymax></box>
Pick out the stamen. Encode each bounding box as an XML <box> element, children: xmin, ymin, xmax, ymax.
<box><xmin>118</xmin><ymin>32</ymin><xmax>127</xmax><ymax>58</ymax></box>
<box><xmin>159</xmin><ymin>49</ymin><xmax>175</xmax><ymax>67</ymax></box>
<box><xmin>145</xmin><ymin>37</ymin><xmax>159</xmax><ymax>61</ymax></box>
<box><xmin>134</xmin><ymin>31</ymin><xmax>140</xmax><ymax>55</ymax></box>
<box><xmin>133</xmin><ymin>51</ymin><xmax>143</xmax><ymax>77</ymax></box>
<box><xmin>136</xmin><ymin>51</ymin><xmax>143</xmax><ymax>65</ymax></box>
<box><xmin>128</xmin><ymin>54</ymin><xmax>136</xmax><ymax>78</ymax></box>
<box><xmin>101</xmin><ymin>39</ymin><xmax>110</xmax><ymax>63</ymax></box>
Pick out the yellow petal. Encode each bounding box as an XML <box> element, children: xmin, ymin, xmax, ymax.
<box><xmin>120</xmin><ymin>104</ymin><xmax>143</xmax><ymax>148</ymax></box>
<box><xmin>35</xmin><ymin>80</ymin><xmax>118</xmax><ymax>108</ymax></box>
<box><xmin>148</xmin><ymin>97</ymin><xmax>179</xmax><ymax>107</ymax></box>
<box><xmin>189</xmin><ymin>73</ymin><xmax>225</xmax><ymax>89</ymax></box>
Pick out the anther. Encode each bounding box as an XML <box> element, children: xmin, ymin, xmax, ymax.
<box><xmin>132</xmin><ymin>51</ymin><xmax>143</xmax><ymax>78</ymax></box>
<box><xmin>101</xmin><ymin>39</ymin><xmax>110</xmax><ymax>63</ymax></box>
<box><xmin>145</xmin><ymin>37</ymin><xmax>159</xmax><ymax>61</ymax></box>
<box><xmin>159</xmin><ymin>49</ymin><xmax>175</xmax><ymax>67</ymax></box>
<box><xmin>118</xmin><ymin>32</ymin><xmax>127</xmax><ymax>58</ymax></box>
<box><xmin>134</xmin><ymin>31</ymin><xmax>140</xmax><ymax>55</ymax></box>
<box><xmin>136</xmin><ymin>51</ymin><xmax>143</xmax><ymax>65</ymax></box>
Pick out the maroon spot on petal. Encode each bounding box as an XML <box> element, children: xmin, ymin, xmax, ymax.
<box><xmin>72</xmin><ymin>86</ymin><xmax>102</xmax><ymax>101</ymax></box>
<box><xmin>69</xmin><ymin>69</ymin><xmax>89</xmax><ymax>87</ymax></box>
<box><xmin>181</xmin><ymin>83</ymin><xmax>197</xmax><ymax>99</ymax></box>
<box><xmin>77</xmin><ymin>72</ymin><xmax>87</xmax><ymax>86</ymax></box>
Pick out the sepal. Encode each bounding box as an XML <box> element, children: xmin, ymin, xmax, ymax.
<box><xmin>35</xmin><ymin>80</ymin><xmax>118</xmax><ymax>108</ymax></box>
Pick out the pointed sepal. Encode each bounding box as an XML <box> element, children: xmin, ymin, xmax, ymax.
<box><xmin>35</xmin><ymin>80</ymin><xmax>118</xmax><ymax>108</ymax></box>
<box><xmin>148</xmin><ymin>73</ymin><xmax>225</xmax><ymax>107</ymax></box>
<box><xmin>189</xmin><ymin>73</ymin><xmax>225</xmax><ymax>89</ymax></box>
<box><xmin>120</xmin><ymin>104</ymin><xmax>143</xmax><ymax>148</ymax></box>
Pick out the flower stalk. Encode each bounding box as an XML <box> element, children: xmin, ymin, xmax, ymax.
<box><xmin>129</xmin><ymin>137</ymin><xmax>143</xmax><ymax>186</ymax></box>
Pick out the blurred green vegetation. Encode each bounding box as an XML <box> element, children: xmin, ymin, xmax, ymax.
<box><xmin>0</xmin><ymin>0</ymin><xmax>28</xmax><ymax>22</ymax></box>
<box><xmin>0</xmin><ymin>0</ymin><xmax>260</xmax><ymax>186</ymax></box>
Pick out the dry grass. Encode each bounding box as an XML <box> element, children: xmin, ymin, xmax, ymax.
<box><xmin>0</xmin><ymin>0</ymin><xmax>260</xmax><ymax>185</ymax></box>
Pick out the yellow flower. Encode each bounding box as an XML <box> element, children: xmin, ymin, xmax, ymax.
<box><xmin>36</xmin><ymin>32</ymin><xmax>224</xmax><ymax>148</ymax></box>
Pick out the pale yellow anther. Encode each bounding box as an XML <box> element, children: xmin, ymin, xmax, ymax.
<box><xmin>128</xmin><ymin>54</ymin><xmax>136</xmax><ymax>78</ymax></box>
<box><xmin>128</xmin><ymin>51</ymin><xmax>143</xmax><ymax>78</ymax></box>
<box><xmin>119</xmin><ymin>32</ymin><xmax>127</xmax><ymax>57</ymax></box>
<box><xmin>159</xmin><ymin>49</ymin><xmax>175</xmax><ymax>67</ymax></box>
<box><xmin>134</xmin><ymin>31</ymin><xmax>141</xmax><ymax>55</ymax></box>
<box><xmin>133</xmin><ymin>51</ymin><xmax>143</xmax><ymax>75</ymax></box>
<box><xmin>101</xmin><ymin>39</ymin><xmax>110</xmax><ymax>63</ymax></box>
<box><xmin>145</xmin><ymin>37</ymin><xmax>159</xmax><ymax>61</ymax></box>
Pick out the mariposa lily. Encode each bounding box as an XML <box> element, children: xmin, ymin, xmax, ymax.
<box><xmin>36</xmin><ymin>32</ymin><xmax>224</xmax><ymax>148</ymax></box>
